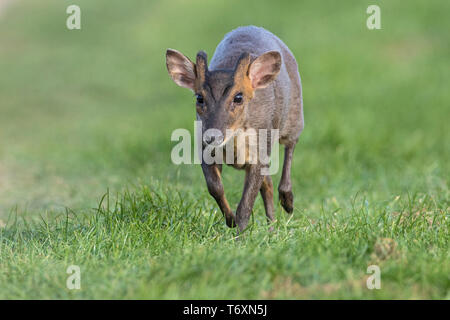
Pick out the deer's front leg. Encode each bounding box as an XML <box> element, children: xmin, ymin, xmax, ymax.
<box><xmin>201</xmin><ymin>163</ymin><xmax>236</xmax><ymax>228</ymax></box>
<box><xmin>236</xmin><ymin>164</ymin><xmax>265</xmax><ymax>232</ymax></box>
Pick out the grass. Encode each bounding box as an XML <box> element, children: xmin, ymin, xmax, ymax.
<box><xmin>0</xmin><ymin>0</ymin><xmax>448</xmax><ymax>299</ymax></box>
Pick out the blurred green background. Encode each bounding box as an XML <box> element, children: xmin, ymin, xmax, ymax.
<box><xmin>0</xmin><ymin>0</ymin><xmax>448</xmax><ymax>299</ymax></box>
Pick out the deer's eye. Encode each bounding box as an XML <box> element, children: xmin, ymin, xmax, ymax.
<box><xmin>233</xmin><ymin>93</ymin><xmax>243</xmax><ymax>104</ymax></box>
<box><xmin>196</xmin><ymin>94</ymin><xmax>204</xmax><ymax>105</ymax></box>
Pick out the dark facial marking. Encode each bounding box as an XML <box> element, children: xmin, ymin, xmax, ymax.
<box><xmin>204</xmin><ymin>70</ymin><xmax>235</xmax><ymax>102</ymax></box>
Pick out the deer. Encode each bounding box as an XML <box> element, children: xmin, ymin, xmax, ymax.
<box><xmin>165</xmin><ymin>26</ymin><xmax>304</xmax><ymax>232</ymax></box>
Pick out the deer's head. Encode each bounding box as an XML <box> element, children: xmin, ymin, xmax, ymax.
<box><xmin>166</xmin><ymin>49</ymin><xmax>281</xmax><ymax>145</ymax></box>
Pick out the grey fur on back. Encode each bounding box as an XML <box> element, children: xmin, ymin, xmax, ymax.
<box><xmin>210</xmin><ymin>26</ymin><xmax>304</xmax><ymax>145</ymax></box>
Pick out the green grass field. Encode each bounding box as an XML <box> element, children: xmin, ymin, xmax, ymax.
<box><xmin>0</xmin><ymin>0</ymin><xmax>448</xmax><ymax>299</ymax></box>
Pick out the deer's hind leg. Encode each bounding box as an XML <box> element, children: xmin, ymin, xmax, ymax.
<box><xmin>278</xmin><ymin>144</ymin><xmax>295</xmax><ymax>213</ymax></box>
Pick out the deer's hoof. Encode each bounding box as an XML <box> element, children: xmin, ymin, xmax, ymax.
<box><xmin>226</xmin><ymin>215</ymin><xmax>237</xmax><ymax>228</ymax></box>
<box><xmin>279</xmin><ymin>190</ymin><xmax>294</xmax><ymax>213</ymax></box>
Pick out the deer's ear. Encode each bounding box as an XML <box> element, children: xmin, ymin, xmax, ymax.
<box><xmin>166</xmin><ymin>49</ymin><xmax>196</xmax><ymax>91</ymax></box>
<box><xmin>248</xmin><ymin>51</ymin><xmax>281</xmax><ymax>89</ymax></box>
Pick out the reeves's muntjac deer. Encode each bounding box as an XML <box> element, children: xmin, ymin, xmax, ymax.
<box><xmin>166</xmin><ymin>26</ymin><xmax>304</xmax><ymax>232</ymax></box>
